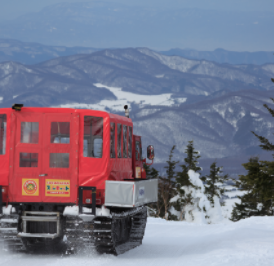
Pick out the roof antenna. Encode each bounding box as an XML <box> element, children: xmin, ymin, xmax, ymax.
<box><xmin>124</xmin><ymin>105</ymin><xmax>129</xmax><ymax>118</ymax></box>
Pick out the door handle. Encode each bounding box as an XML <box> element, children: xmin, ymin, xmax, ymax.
<box><xmin>39</xmin><ymin>174</ymin><xmax>48</xmax><ymax>177</ymax></box>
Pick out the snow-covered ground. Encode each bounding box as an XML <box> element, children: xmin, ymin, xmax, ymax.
<box><xmin>1</xmin><ymin>216</ymin><xmax>274</xmax><ymax>266</ymax></box>
<box><xmin>58</xmin><ymin>83</ymin><xmax>187</xmax><ymax>111</ymax></box>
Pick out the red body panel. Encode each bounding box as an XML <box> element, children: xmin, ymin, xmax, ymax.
<box><xmin>0</xmin><ymin>107</ymin><xmax>140</xmax><ymax>205</ymax></box>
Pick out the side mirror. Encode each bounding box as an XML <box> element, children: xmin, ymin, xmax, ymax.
<box><xmin>147</xmin><ymin>145</ymin><xmax>155</xmax><ymax>160</ymax></box>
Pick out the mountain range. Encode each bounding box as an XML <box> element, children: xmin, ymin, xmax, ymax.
<box><xmin>0</xmin><ymin>39</ymin><xmax>99</xmax><ymax>65</ymax></box>
<box><xmin>1</xmin><ymin>47</ymin><xmax>273</xmax><ymax>107</ymax></box>
<box><xmin>0</xmin><ymin>47</ymin><xmax>274</xmax><ymax>176</ymax></box>
<box><xmin>161</xmin><ymin>48</ymin><xmax>274</xmax><ymax>65</ymax></box>
<box><xmin>1</xmin><ymin>39</ymin><xmax>274</xmax><ymax>66</ymax></box>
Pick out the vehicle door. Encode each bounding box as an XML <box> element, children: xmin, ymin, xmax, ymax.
<box><xmin>10</xmin><ymin>112</ymin><xmax>79</xmax><ymax>203</ymax></box>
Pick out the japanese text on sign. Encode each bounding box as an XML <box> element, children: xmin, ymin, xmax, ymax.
<box><xmin>45</xmin><ymin>179</ymin><xmax>70</xmax><ymax>197</ymax></box>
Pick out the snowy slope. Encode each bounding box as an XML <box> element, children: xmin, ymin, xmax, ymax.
<box><xmin>59</xmin><ymin>83</ymin><xmax>186</xmax><ymax>110</ymax></box>
<box><xmin>1</xmin><ymin>216</ymin><xmax>274</xmax><ymax>266</ymax></box>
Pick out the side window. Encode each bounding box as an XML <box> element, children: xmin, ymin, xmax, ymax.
<box><xmin>128</xmin><ymin>127</ymin><xmax>132</xmax><ymax>158</ymax></box>
<box><xmin>135</xmin><ymin>141</ymin><xmax>140</xmax><ymax>161</ymax></box>
<box><xmin>123</xmin><ymin>125</ymin><xmax>127</xmax><ymax>158</ymax></box>
<box><xmin>110</xmin><ymin>123</ymin><xmax>115</xmax><ymax>158</ymax></box>
<box><xmin>0</xmin><ymin>114</ymin><xmax>7</xmax><ymax>155</ymax></box>
<box><xmin>51</xmin><ymin>122</ymin><xmax>70</xmax><ymax>144</ymax></box>
<box><xmin>117</xmin><ymin>124</ymin><xmax>122</xmax><ymax>158</ymax></box>
<box><xmin>21</xmin><ymin>122</ymin><xmax>39</xmax><ymax>144</ymax></box>
<box><xmin>83</xmin><ymin>116</ymin><xmax>103</xmax><ymax>158</ymax></box>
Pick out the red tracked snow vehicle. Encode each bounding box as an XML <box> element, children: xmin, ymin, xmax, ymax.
<box><xmin>0</xmin><ymin>104</ymin><xmax>157</xmax><ymax>255</ymax></box>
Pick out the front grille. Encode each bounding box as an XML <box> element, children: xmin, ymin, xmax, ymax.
<box><xmin>20</xmin><ymin>211</ymin><xmax>61</xmax><ymax>238</ymax></box>
<box><xmin>27</xmin><ymin>221</ymin><xmax>57</xmax><ymax>234</ymax></box>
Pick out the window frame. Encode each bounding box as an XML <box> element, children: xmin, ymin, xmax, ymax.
<box><xmin>117</xmin><ymin>123</ymin><xmax>122</xmax><ymax>158</ymax></box>
<box><xmin>20</xmin><ymin>152</ymin><xmax>39</xmax><ymax>168</ymax></box>
<box><xmin>135</xmin><ymin>141</ymin><xmax>141</xmax><ymax>161</ymax></box>
<box><xmin>0</xmin><ymin>114</ymin><xmax>7</xmax><ymax>155</ymax></box>
<box><xmin>122</xmin><ymin>125</ymin><xmax>128</xmax><ymax>158</ymax></box>
<box><xmin>128</xmin><ymin>126</ymin><xmax>132</xmax><ymax>158</ymax></box>
<box><xmin>110</xmin><ymin>122</ymin><xmax>116</xmax><ymax>158</ymax></box>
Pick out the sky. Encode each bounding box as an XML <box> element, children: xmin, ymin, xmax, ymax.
<box><xmin>0</xmin><ymin>0</ymin><xmax>273</xmax><ymax>51</ymax></box>
<box><xmin>1</xmin><ymin>0</ymin><xmax>274</xmax><ymax>21</ymax></box>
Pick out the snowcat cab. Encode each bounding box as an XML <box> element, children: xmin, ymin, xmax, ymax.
<box><xmin>0</xmin><ymin>105</ymin><xmax>157</xmax><ymax>255</ymax></box>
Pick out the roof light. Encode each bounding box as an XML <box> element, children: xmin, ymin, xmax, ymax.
<box><xmin>12</xmin><ymin>104</ymin><xmax>24</xmax><ymax>111</ymax></box>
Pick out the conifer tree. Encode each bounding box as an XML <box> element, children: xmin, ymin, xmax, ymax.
<box><xmin>231</xmin><ymin>157</ymin><xmax>274</xmax><ymax>221</ymax></box>
<box><xmin>176</xmin><ymin>140</ymin><xmax>201</xmax><ymax>186</ymax></box>
<box><xmin>171</xmin><ymin>141</ymin><xmax>202</xmax><ymax>221</ymax></box>
<box><xmin>251</xmin><ymin>98</ymin><xmax>274</xmax><ymax>156</ymax></box>
<box><xmin>170</xmin><ymin>141</ymin><xmax>224</xmax><ymax>223</ymax></box>
<box><xmin>183</xmin><ymin>140</ymin><xmax>201</xmax><ymax>172</ymax></box>
<box><xmin>158</xmin><ymin>145</ymin><xmax>178</xmax><ymax>220</ymax></box>
<box><xmin>251</xmin><ymin>77</ymin><xmax>274</xmax><ymax>155</ymax></box>
<box><xmin>143</xmin><ymin>164</ymin><xmax>159</xmax><ymax>180</ymax></box>
<box><xmin>176</xmin><ymin>140</ymin><xmax>201</xmax><ymax>190</ymax></box>
<box><xmin>201</xmin><ymin>162</ymin><xmax>228</xmax><ymax>206</ymax></box>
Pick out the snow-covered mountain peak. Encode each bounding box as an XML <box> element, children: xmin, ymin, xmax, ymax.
<box><xmin>138</xmin><ymin>47</ymin><xmax>200</xmax><ymax>73</ymax></box>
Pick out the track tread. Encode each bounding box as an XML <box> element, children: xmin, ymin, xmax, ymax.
<box><xmin>65</xmin><ymin>206</ymin><xmax>147</xmax><ymax>255</ymax></box>
<box><xmin>0</xmin><ymin>215</ymin><xmax>25</xmax><ymax>252</ymax></box>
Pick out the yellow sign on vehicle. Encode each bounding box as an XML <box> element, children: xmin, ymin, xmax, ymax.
<box><xmin>45</xmin><ymin>179</ymin><xmax>70</xmax><ymax>197</ymax></box>
<box><xmin>22</xmin><ymin>179</ymin><xmax>39</xmax><ymax>196</ymax></box>
<box><xmin>135</xmin><ymin>167</ymin><xmax>141</xmax><ymax>178</ymax></box>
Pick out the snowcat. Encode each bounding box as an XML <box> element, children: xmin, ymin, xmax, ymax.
<box><xmin>0</xmin><ymin>104</ymin><xmax>157</xmax><ymax>255</ymax></box>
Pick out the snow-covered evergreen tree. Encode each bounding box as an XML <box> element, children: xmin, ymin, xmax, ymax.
<box><xmin>170</xmin><ymin>141</ymin><xmax>224</xmax><ymax>223</ymax></box>
<box><xmin>170</xmin><ymin>141</ymin><xmax>200</xmax><ymax>221</ymax></box>
<box><xmin>159</xmin><ymin>145</ymin><xmax>178</xmax><ymax>220</ymax></box>
<box><xmin>201</xmin><ymin>162</ymin><xmax>228</xmax><ymax>206</ymax></box>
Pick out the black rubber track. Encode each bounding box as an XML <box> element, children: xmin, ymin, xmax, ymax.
<box><xmin>0</xmin><ymin>215</ymin><xmax>25</xmax><ymax>251</ymax></box>
<box><xmin>66</xmin><ymin>206</ymin><xmax>147</xmax><ymax>255</ymax></box>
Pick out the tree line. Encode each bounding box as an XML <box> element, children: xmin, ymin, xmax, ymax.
<box><xmin>144</xmin><ymin>78</ymin><xmax>274</xmax><ymax>222</ymax></box>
